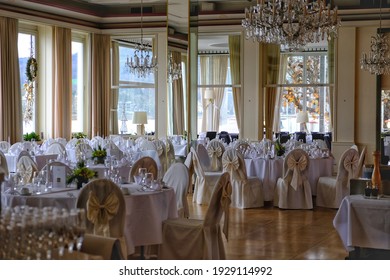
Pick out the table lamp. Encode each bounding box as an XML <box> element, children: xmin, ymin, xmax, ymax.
<box><xmin>296</xmin><ymin>110</ymin><xmax>309</xmax><ymax>132</ymax></box>
<box><xmin>132</xmin><ymin>111</ymin><xmax>148</xmax><ymax>135</ymax></box>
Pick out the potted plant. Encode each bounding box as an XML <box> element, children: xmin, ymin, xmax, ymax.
<box><xmin>23</xmin><ymin>132</ymin><xmax>41</xmax><ymax>142</ymax></box>
<box><xmin>92</xmin><ymin>145</ymin><xmax>107</xmax><ymax>164</ymax></box>
<box><xmin>66</xmin><ymin>161</ymin><xmax>97</xmax><ymax>189</ymax></box>
<box><xmin>72</xmin><ymin>132</ymin><xmax>87</xmax><ymax>139</ymax></box>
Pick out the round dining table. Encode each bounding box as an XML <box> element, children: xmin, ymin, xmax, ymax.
<box><xmin>1</xmin><ymin>182</ymin><xmax>178</xmax><ymax>256</ymax></box>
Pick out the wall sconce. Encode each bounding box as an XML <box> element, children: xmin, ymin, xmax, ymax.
<box><xmin>132</xmin><ymin>111</ymin><xmax>148</xmax><ymax>135</ymax></box>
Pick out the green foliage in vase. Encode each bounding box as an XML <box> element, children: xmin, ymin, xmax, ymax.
<box><xmin>23</xmin><ymin>132</ymin><xmax>41</xmax><ymax>142</ymax></box>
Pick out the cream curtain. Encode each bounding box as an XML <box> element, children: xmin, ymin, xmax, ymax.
<box><xmin>111</xmin><ymin>41</ymin><xmax>119</xmax><ymax>134</ymax></box>
<box><xmin>228</xmin><ymin>35</ymin><xmax>241</xmax><ymax>135</ymax></box>
<box><xmin>264</xmin><ymin>44</ymin><xmax>280</xmax><ymax>139</ymax></box>
<box><xmin>0</xmin><ymin>17</ymin><xmax>22</xmax><ymax>143</ymax></box>
<box><xmin>200</xmin><ymin>56</ymin><xmax>208</xmax><ymax>132</ymax></box>
<box><xmin>52</xmin><ymin>26</ymin><xmax>72</xmax><ymax>140</ymax></box>
<box><xmin>172</xmin><ymin>51</ymin><xmax>184</xmax><ymax>134</ymax></box>
<box><xmin>212</xmin><ymin>55</ymin><xmax>228</xmax><ymax>130</ymax></box>
<box><xmin>272</xmin><ymin>53</ymin><xmax>288</xmax><ymax>132</ymax></box>
<box><xmin>328</xmin><ymin>36</ymin><xmax>335</xmax><ymax>132</ymax></box>
<box><xmin>91</xmin><ymin>34</ymin><xmax>111</xmax><ymax>138</ymax></box>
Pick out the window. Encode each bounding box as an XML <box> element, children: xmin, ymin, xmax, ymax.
<box><xmin>198</xmin><ymin>54</ymin><xmax>239</xmax><ymax>134</ymax></box>
<box><xmin>71</xmin><ymin>34</ymin><xmax>86</xmax><ymax>133</ymax></box>
<box><xmin>278</xmin><ymin>52</ymin><xmax>331</xmax><ymax>133</ymax></box>
<box><xmin>18</xmin><ymin>31</ymin><xmax>37</xmax><ymax>134</ymax></box>
<box><xmin>115</xmin><ymin>41</ymin><xmax>156</xmax><ymax>135</ymax></box>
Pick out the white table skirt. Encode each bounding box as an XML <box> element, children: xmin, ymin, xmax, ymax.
<box><xmin>1</xmin><ymin>183</ymin><xmax>177</xmax><ymax>256</ymax></box>
<box><xmin>244</xmin><ymin>156</ymin><xmax>334</xmax><ymax>201</ymax></box>
<box><xmin>333</xmin><ymin>195</ymin><xmax>390</xmax><ymax>251</ymax></box>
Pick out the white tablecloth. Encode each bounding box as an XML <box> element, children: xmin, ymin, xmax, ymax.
<box><xmin>244</xmin><ymin>156</ymin><xmax>334</xmax><ymax>201</ymax></box>
<box><xmin>333</xmin><ymin>195</ymin><xmax>390</xmax><ymax>251</ymax></box>
<box><xmin>1</xmin><ymin>183</ymin><xmax>177</xmax><ymax>256</ymax></box>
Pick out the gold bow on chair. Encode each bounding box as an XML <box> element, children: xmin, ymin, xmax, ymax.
<box><xmin>221</xmin><ymin>181</ymin><xmax>232</xmax><ymax>241</ymax></box>
<box><xmin>222</xmin><ymin>156</ymin><xmax>239</xmax><ymax>174</ymax></box>
<box><xmin>87</xmin><ymin>191</ymin><xmax>119</xmax><ymax>237</ymax></box>
<box><xmin>286</xmin><ymin>155</ymin><xmax>307</xmax><ymax>190</ymax></box>
<box><xmin>207</xmin><ymin>146</ymin><xmax>222</xmax><ymax>158</ymax></box>
<box><xmin>344</xmin><ymin>152</ymin><xmax>359</xmax><ymax>182</ymax></box>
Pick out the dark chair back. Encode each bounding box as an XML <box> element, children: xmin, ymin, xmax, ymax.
<box><xmin>218</xmin><ymin>131</ymin><xmax>231</xmax><ymax>145</ymax></box>
<box><xmin>206</xmin><ymin>131</ymin><xmax>217</xmax><ymax>140</ymax></box>
<box><xmin>294</xmin><ymin>132</ymin><xmax>306</xmax><ymax>143</ymax></box>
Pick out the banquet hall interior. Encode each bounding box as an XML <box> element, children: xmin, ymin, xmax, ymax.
<box><xmin>0</xmin><ymin>0</ymin><xmax>390</xmax><ymax>260</ymax></box>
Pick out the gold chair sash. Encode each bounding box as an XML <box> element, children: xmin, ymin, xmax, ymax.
<box><xmin>286</xmin><ymin>154</ymin><xmax>307</xmax><ymax>190</ymax></box>
<box><xmin>221</xmin><ymin>181</ymin><xmax>232</xmax><ymax>241</ymax></box>
<box><xmin>344</xmin><ymin>151</ymin><xmax>359</xmax><ymax>183</ymax></box>
<box><xmin>207</xmin><ymin>146</ymin><xmax>222</xmax><ymax>158</ymax></box>
<box><xmin>87</xmin><ymin>191</ymin><xmax>119</xmax><ymax>237</ymax></box>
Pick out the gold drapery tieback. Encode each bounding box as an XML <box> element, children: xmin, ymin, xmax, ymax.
<box><xmin>87</xmin><ymin>191</ymin><xmax>119</xmax><ymax>237</ymax></box>
<box><xmin>344</xmin><ymin>151</ymin><xmax>359</xmax><ymax>183</ymax></box>
<box><xmin>221</xmin><ymin>181</ymin><xmax>232</xmax><ymax>241</ymax></box>
<box><xmin>286</xmin><ymin>154</ymin><xmax>307</xmax><ymax>190</ymax></box>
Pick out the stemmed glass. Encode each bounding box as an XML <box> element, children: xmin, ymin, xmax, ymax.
<box><xmin>136</xmin><ymin>167</ymin><xmax>147</xmax><ymax>185</ymax></box>
<box><xmin>142</xmin><ymin>172</ymin><xmax>154</xmax><ymax>190</ymax></box>
<box><xmin>74</xmin><ymin>209</ymin><xmax>86</xmax><ymax>252</ymax></box>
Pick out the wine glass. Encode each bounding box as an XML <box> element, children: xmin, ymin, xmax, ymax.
<box><xmin>143</xmin><ymin>172</ymin><xmax>154</xmax><ymax>190</ymax></box>
<box><xmin>136</xmin><ymin>167</ymin><xmax>147</xmax><ymax>185</ymax></box>
<box><xmin>74</xmin><ymin>209</ymin><xmax>86</xmax><ymax>252</ymax></box>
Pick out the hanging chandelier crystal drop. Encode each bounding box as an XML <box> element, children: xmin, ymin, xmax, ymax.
<box><xmin>167</xmin><ymin>52</ymin><xmax>182</xmax><ymax>83</ymax></box>
<box><xmin>241</xmin><ymin>0</ymin><xmax>341</xmax><ymax>49</ymax></box>
<box><xmin>125</xmin><ymin>0</ymin><xmax>157</xmax><ymax>78</ymax></box>
<box><xmin>360</xmin><ymin>0</ymin><xmax>390</xmax><ymax>75</ymax></box>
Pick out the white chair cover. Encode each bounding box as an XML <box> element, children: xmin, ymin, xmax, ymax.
<box><xmin>158</xmin><ymin>172</ymin><xmax>232</xmax><ymax>260</ymax></box>
<box><xmin>163</xmin><ymin>163</ymin><xmax>190</xmax><ymax>218</ymax></box>
<box><xmin>274</xmin><ymin>148</ymin><xmax>313</xmax><ymax>209</ymax></box>
<box><xmin>153</xmin><ymin>139</ymin><xmax>168</xmax><ymax>175</ymax></box>
<box><xmin>0</xmin><ymin>150</ymin><xmax>9</xmax><ymax>177</ymax></box>
<box><xmin>45</xmin><ymin>142</ymin><xmax>66</xmax><ymax>156</ymax></box>
<box><xmin>55</xmin><ymin>137</ymin><xmax>67</xmax><ymax>147</ymax></box>
<box><xmin>8</xmin><ymin>142</ymin><xmax>23</xmax><ymax>156</ymax></box>
<box><xmin>104</xmin><ymin>141</ymin><xmax>123</xmax><ymax>160</ymax></box>
<box><xmin>76</xmin><ymin>179</ymin><xmax>127</xmax><ymax>259</ymax></box>
<box><xmin>16</xmin><ymin>154</ymin><xmax>38</xmax><ymax>184</ymax></box>
<box><xmin>191</xmin><ymin>147</ymin><xmax>222</xmax><ymax>205</ymax></box>
<box><xmin>41</xmin><ymin>138</ymin><xmax>55</xmax><ymax>151</ymax></box>
<box><xmin>90</xmin><ymin>136</ymin><xmax>105</xmax><ymax>150</ymax></box>
<box><xmin>0</xmin><ymin>141</ymin><xmax>10</xmax><ymax>153</ymax></box>
<box><xmin>128</xmin><ymin>156</ymin><xmax>158</xmax><ymax>183</ymax></box>
<box><xmin>196</xmin><ymin>144</ymin><xmax>211</xmax><ymax>171</ymax></box>
<box><xmin>316</xmin><ymin>148</ymin><xmax>359</xmax><ymax>208</ymax></box>
<box><xmin>77</xmin><ymin>143</ymin><xmax>93</xmax><ymax>159</ymax></box>
<box><xmin>206</xmin><ymin>139</ymin><xmax>225</xmax><ymax>172</ymax></box>
<box><xmin>41</xmin><ymin>161</ymin><xmax>72</xmax><ymax>182</ymax></box>
<box><xmin>357</xmin><ymin>145</ymin><xmax>366</xmax><ymax>177</ymax></box>
<box><xmin>222</xmin><ymin>149</ymin><xmax>264</xmax><ymax>209</ymax></box>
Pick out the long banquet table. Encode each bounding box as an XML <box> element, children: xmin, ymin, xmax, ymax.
<box><xmin>333</xmin><ymin>194</ymin><xmax>390</xmax><ymax>252</ymax></box>
<box><xmin>244</xmin><ymin>156</ymin><xmax>334</xmax><ymax>201</ymax></box>
<box><xmin>1</xmin><ymin>183</ymin><xmax>178</xmax><ymax>256</ymax></box>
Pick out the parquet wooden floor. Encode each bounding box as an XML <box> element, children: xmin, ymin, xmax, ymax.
<box><xmin>188</xmin><ymin>196</ymin><xmax>347</xmax><ymax>260</ymax></box>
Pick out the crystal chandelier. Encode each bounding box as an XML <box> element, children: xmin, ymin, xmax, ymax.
<box><xmin>125</xmin><ymin>0</ymin><xmax>157</xmax><ymax>78</ymax></box>
<box><xmin>167</xmin><ymin>52</ymin><xmax>182</xmax><ymax>83</ymax></box>
<box><xmin>360</xmin><ymin>0</ymin><xmax>390</xmax><ymax>75</ymax></box>
<box><xmin>241</xmin><ymin>0</ymin><xmax>341</xmax><ymax>49</ymax></box>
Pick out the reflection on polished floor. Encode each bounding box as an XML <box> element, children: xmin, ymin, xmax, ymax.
<box><xmin>188</xmin><ymin>196</ymin><xmax>347</xmax><ymax>260</ymax></box>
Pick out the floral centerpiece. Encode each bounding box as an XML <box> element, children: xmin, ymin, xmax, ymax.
<box><xmin>274</xmin><ymin>137</ymin><xmax>286</xmax><ymax>157</ymax></box>
<box><xmin>92</xmin><ymin>145</ymin><xmax>107</xmax><ymax>164</ymax></box>
<box><xmin>72</xmin><ymin>132</ymin><xmax>87</xmax><ymax>139</ymax></box>
<box><xmin>23</xmin><ymin>131</ymin><xmax>41</xmax><ymax>142</ymax></box>
<box><xmin>67</xmin><ymin>161</ymin><xmax>97</xmax><ymax>189</ymax></box>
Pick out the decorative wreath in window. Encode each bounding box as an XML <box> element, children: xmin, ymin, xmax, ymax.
<box><xmin>23</xmin><ymin>56</ymin><xmax>38</xmax><ymax>123</ymax></box>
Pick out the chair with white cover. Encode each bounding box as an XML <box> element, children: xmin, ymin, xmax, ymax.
<box><xmin>222</xmin><ymin>149</ymin><xmax>264</xmax><ymax>209</ymax></box>
<box><xmin>234</xmin><ymin>140</ymin><xmax>251</xmax><ymax>158</ymax></box>
<box><xmin>163</xmin><ymin>163</ymin><xmax>190</xmax><ymax>218</ymax></box>
<box><xmin>76</xmin><ymin>179</ymin><xmax>127</xmax><ymax>259</ymax></box>
<box><xmin>206</xmin><ymin>139</ymin><xmax>225</xmax><ymax>172</ymax></box>
<box><xmin>0</xmin><ymin>141</ymin><xmax>10</xmax><ymax>153</ymax></box>
<box><xmin>16</xmin><ymin>154</ymin><xmax>38</xmax><ymax>184</ymax></box>
<box><xmin>77</xmin><ymin>143</ymin><xmax>93</xmax><ymax>159</ymax></box>
<box><xmin>104</xmin><ymin>141</ymin><xmax>123</xmax><ymax>160</ymax></box>
<box><xmin>153</xmin><ymin>139</ymin><xmax>168</xmax><ymax>174</ymax></box>
<box><xmin>0</xmin><ymin>150</ymin><xmax>9</xmax><ymax>177</ymax></box>
<box><xmin>128</xmin><ymin>156</ymin><xmax>158</xmax><ymax>183</ymax></box>
<box><xmin>158</xmin><ymin>172</ymin><xmax>232</xmax><ymax>260</ymax></box>
<box><xmin>45</xmin><ymin>142</ymin><xmax>66</xmax><ymax>156</ymax></box>
<box><xmin>8</xmin><ymin>142</ymin><xmax>23</xmax><ymax>156</ymax></box>
<box><xmin>196</xmin><ymin>144</ymin><xmax>211</xmax><ymax>172</ymax></box>
<box><xmin>274</xmin><ymin>148</ymin><xmax>313</xmax><ymax>209</ymax></box>
<box><xmin>316</xmin><ymin>148</ymin><xmax>359</xmax><ymax>208</ymax></box>
<box><xmin>357</xmin><ymin>145</ymin><xmax>367</xmax><ymax>177</ymax></box>
<box><xmin>140</xmin><ymin>140</ymin><xmax>157</xmax><ymax>151</ymax></box>
<box><xmin>191</xmin><ymin>147</ymin><xmax>222</xmax><ymax>205</ymax></box>
<box><xmin>81</xmin><ymin>234</ymin><xmax>124</xmax><ymax>260</ymax></box>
